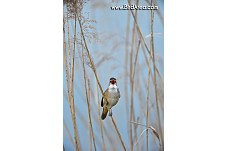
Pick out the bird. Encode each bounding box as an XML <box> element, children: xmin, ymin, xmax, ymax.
<box><xmin>101</xmin><ymin>77</ymin><xmax>120</xmax><ymax>120</ymax></box>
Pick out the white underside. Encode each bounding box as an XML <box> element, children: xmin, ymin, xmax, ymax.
<box><xmin>108</xmin><ymin>84</ymin><xmax>118</xmax><ymax>90</ymax></box>
<box><xmin>106</xmin><ymin>84</ymin><xmax>119</xmax><ymax>109</ymax></box>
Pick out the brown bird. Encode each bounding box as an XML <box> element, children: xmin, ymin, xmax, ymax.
<box><xmin>101</xmin><ymin>77</ymin><xmax>120</xmax><ymax>120</ymax></box>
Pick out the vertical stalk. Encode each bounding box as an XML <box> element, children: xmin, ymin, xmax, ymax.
<box><xmin>129</xmin><ymin>1</ymin><xmax>139</xmax><ymax>150</ymax></box>
<box><xmin>70</xmin><ymin>31</ymin><xmax>81</xmax><ymax>151</ymax></box>
<box><xmin>111</xmin><ymin>116</ymin><xmax>127</xmax><ymax>151</ymax></box>
<box><xmin>146</xmin><ymin>31</ymin><xmax>152</xmax><ymax>151</ymax></box>
<box><xmin>64</xmin><ymin>10</ymin><xmax>81</xmax><ymax>151</ymax></box>
<box><xmin>150</xmin><ymin>0</ymin><xmax>164</xmax><ymax>149</ymax></box>
<box><xmin>82</xmin><ymin>45</ymin><xmax>97</xmax><ymax>151</ymax></box>
<box><xmin>124</xmin><ymin>9</ymin><xmax>130</xmax><ymax>149</ymax></box>
<box><xmin>132</xmin><ymin>39</ymin><xmax>141</xmax><ymax>151</ymax></box>
<box><xmin>97</xmin><ymin>83</ymin><xmax>107</xmax><ymax>151</ymax></box>
<box><xmin>64</xmin><ymin>120</ymin><xmax>75</xmax><ymax>149</ymax></box>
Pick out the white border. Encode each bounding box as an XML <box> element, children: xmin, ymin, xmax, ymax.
<box><xmin>0</xmin><ymin>0</ymin><xmax>62</xmax><ymax>150</ymax></box>
<box><xmin>165</xmin><ymin>0</ymin><xmax>227</xmax><ymax>150</ymax></box>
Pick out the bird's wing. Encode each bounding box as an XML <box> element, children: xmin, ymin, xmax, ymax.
<box><xmin>101</xmin><ymin>88</ymin><xmax>109</xmax><ymax>107</ymax></box>
<box><xmin>117</xmin><ymin>88</ymin><xmax>120</xmax><ymax>98</ymax></box>
<box><xmin>101</xmin><ymin>97</ymin><xmax>104</xmax><ymax>107</ymax></box>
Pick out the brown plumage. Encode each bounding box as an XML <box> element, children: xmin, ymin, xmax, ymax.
<box><xmin>101</xmin><ymin>77</ymin><xmax>120</xmax><ymax>120</ymax></box>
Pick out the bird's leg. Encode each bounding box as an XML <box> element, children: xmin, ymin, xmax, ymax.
<box><xmin>108</xmin><ymin>108</ymin><xmax>112</xmax><ymax>116</ymax></box>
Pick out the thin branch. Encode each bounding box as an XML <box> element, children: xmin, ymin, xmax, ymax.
<box><xmin>77</xmin><ymin>14</ymin><xmax>103</xmax><ymax>94</ymax></box>
<box><xmin>127</xmin><ymin>0</ymin><xmax>163</xmax><ymax>85</ymax></box>
<box><xmin>132</xmin><ymin>40</ymin><xmax>141</xmax><ymax>80</ymax></box>
<box><xmin>150</xmin><ymin>1</ymin><xmax>164</xmax><ymax>147</ymax></box>
<box><xmin>155</xmin><ymin>0</ymin><xmax>164</xmax><ymax>26</ymax></box>
<box><xmin>63</xmin><ymin>119</ymin><xmax>75</xmax><ymax>149</ymax></box>
<box><xmin>97</xmin><ymin>84</ymin><xmax>107</xmax><ymax>151</ymax></box>
<box><xmin>70</xmin><ymin>32</ymin><xmax>81</xmax><ymax>151</ymax></box>
<box><xmin>124</xmin><ymin>9</ymin><xmax>130</xmax><ymax>150</ymax></box>
<box><xmin>127</xmin><ymin>0</ymin><xmax>150</xmax><ymax>56</ymax></box>
<box><xmin>82</xmin><ymin>47</ymin><xmax>97</xmax><ymax>151</ymax></box>
<box><xmin>129</xmin><ymin>1</ymin><xmax>139</xmax><ymax>149</ymax></box>
<box><xmin>129</xmin><ymin>121</ymin><xmax>160</xmax><ymax>142</ymax></box>
<box><xmin>129</xmin><ymin>12</ymin><xmax>136</xmax><ymax>151</ymax></box>
<box><xmin>134</xmin><ymin>128</ymin><xmax>149</xmax><ymax>148</ymax></box>
<box><xmin>146</xmin><ymin>41</ymin><xmax>152</xmax><ymax>151</ymax></box>
<box><xmin>111</xmin><ymin>116</ymin><xmax>127</xmax><ymax>151</ymax></box>
<box><xmin>64</xmin><ymin>10</ymin><xmax>81</xmax><ymax>151</ymax></box>
<box><xmin>145</xmin><ymin>0</ymin><xmax>164</xmax><ymax>26</ymax></box>
<box><xmin>63</xmin><ymin>17</ymin><xmax>70</xmax><ymax>103</ymax></box>
<box><xmin>131</xmin><ymin>39</ymin><xmax>140</xmax><ymax>151</ymax></box>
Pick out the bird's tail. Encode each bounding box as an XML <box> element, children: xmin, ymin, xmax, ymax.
<box><xmin>101</xmin><ymin>107</ymin><xmax>108</xmax><ymax>120</ymax></box>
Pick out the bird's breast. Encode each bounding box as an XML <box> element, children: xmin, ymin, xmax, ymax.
<box><xmin>107</xmin><ymin>88</ymin><xmax>119</xmax><ymax>108</ymax></box>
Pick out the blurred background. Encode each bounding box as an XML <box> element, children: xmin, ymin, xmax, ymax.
<box><xmin>63</xmin><ymin>0</ymin><xmax>164</xmax><ymax>150</ymax></box>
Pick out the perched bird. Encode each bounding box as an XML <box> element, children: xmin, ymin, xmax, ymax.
<box><xmin>101</xmin><ymin>77</ymin><xmax>120</xmax><ymax>120</ymax></box>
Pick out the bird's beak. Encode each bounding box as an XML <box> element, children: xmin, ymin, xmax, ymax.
<box><xmin>110</xmin><ymin>80</ymin><xmax>115</xmax><ymax>84</ymax></box>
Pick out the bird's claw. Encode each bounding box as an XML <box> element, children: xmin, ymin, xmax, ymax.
<box><xmin>109</xmin><ymin>110</ymin><xmax>112</xmax><ymax>116</ymax></box>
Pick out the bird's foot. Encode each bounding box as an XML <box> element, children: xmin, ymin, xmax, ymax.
<box><xmin>108</xmin><ymin>109</ymin><xmax>112</xmax><ymax>116</ymax></box>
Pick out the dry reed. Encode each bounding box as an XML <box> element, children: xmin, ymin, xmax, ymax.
<box><xmin>81</xmin><ymin>45</ymin><xmax>97</xmax><ymax>151</ymax></box>
<box><xmin>64</xmin><ymin>11</ymin><xmax>81</xmax><ymax>151</ymax></box>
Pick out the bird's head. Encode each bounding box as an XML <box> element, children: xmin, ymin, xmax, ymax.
<box><xmin>109</xmin><ymin>77</ymin><xmax>117</xmax><ymax>85</ymax></box>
